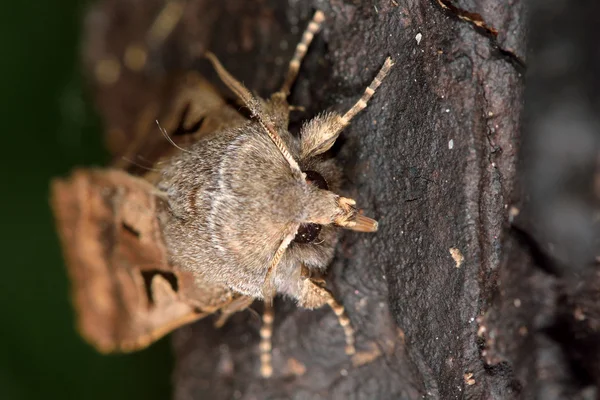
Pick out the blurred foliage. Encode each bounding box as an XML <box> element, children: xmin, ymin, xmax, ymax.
<box><xmin>0</xmin><ymin>1</ymin><xmax>172</xmax><ymax>399</ymax></box>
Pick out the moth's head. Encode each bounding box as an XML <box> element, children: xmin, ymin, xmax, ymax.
<box><xmin>292</xmin><ymin>170</ymin><xmax>330</xmax><ymax>244</ymax></box>
<box><xmin>292</xmin><ymin>167</ymin><xmax>378</xmax><ymax>246</ymax></box>
<box><xmin>249</xmin><ymin>120</ymin><xmax>377</xmax><ymax>251</ymax></box>
<box><xmin>267</xmin><ymin>160</ymin><xmax>377</xmax><ymax>294</ymax></box>
<box><xmin>260</xmin><ymin>155</ymin><xmax>378</xmax><ymax>297</ymax></box>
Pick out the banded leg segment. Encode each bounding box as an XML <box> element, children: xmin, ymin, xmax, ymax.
<box><xmin>124</xmin><ymin>0</ymin><xmax>185</xmax><ymax>72</ymax></box>
<box><xmin>268</xmin><ymin>10</ymin><xmax>326</xmax><ymax>126</ymax></box>
<box><xmin>340</xmin><ymin>57</ymin><xmax>394</xmax><ymax>123</ymax></box>
<box><xmin>147</xmin><ymin>0</ymin><xmax>185</xmax><ymax>47</ymax></box>
<box><xmin>259</xmin><ymin>276</ymin><xmax>357</xmax><ymax>378</ymax></box>
<box><xmin>327</xmin><ymin>295</ymin><xmax>356</xmax><ymax>355</ymax></box>
<box><xmin>260</xmin><ymin>301</ymin><xmax>275</xmax><ymax>378</ymax></box>
<box><xmin>297</xmin><ymin>278</ymin><xmax>356</xmax><ymax>355</ymax></box>
<box><xmin>279</xmin><ymin>10</ymin><xmax>326</xmax><ymax>96</ymax></box>
<box><xmin>300</xmin><ymin>57</ymin><xmax>394</xmax><ymax>158</ymax></box>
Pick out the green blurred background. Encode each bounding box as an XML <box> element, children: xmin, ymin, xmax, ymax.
<box><xmin>0</xmin><ymin>2</ymin><xmax>171</xmax><ymax>399</ymax></box>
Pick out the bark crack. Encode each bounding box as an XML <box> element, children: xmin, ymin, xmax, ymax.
<box><xmin>435</xmin><ymin>0</ymin><xmax>526</xmax><ymax>74</ymax></box>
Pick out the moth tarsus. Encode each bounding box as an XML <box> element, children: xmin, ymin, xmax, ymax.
<box><xmin>260</xmin><ymin>302</ymin><xmax>275</xmax><ymax>378</ymax></box>
<box><xmin>53</xmin><ymin>8</ymin><xmax>393</xmax><ymax>378</ymax></box>
<box><xmin>280</xmin><ymin>10</ymin><xmax>326</xmax><ymax>95</ymax></box>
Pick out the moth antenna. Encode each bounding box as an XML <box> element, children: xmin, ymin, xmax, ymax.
<box><xmin>205</xmin><ymin>52</ymin><xmax>302</xmax><ymax>174</ymax></box>
<box><xmin>340</xmin><ymin>57</ymin><xmax>394</xmax><ymax>124</ymax></box>
<box><xmin>262</xmin><ymin>230</ymin><xmax>297</xmax><ymax>301</ymax></box>
<box><xmin>121</xmin><ymin>156</ymin><xmax>161</xmax><ymax>172</ymax></box>
<box><xmin>259</xmin><ymin>301</ymin><xmax>274</xmax><ymax>378</ymax></box>
<box><xmin>156</xmin><ymin>120</ymin><xmax>191</xmax><ymax>153</ymax></box>
<box><xmin>204</xmin><ymin>52</ymin><xmax>259</xmax><ymax>112</ymax></box>
<box><xmin>147</xmin><ymin>0</ymin><xmax>185</xmax><ymax>47</ymax></box>
<box><xmin>279</xmin><ymin>10</ymin><xmax>325</xmax><ymax>96</ymax></box>
<box><xmin>123</xmin><ymin>1</ymin><xmax>185</xmax><ymax>72</ymax></box>
<box><xmin>298</xmin><ymin>58</ymin><xmax>393</xmax><ymax>158</ymax></box>
<box><xmin>326</xmin><ymin>296</ymin><xmax>356</xmax><ymax>355</ymax></box>
<box><xmin>151</xmin><ymin>188</ymin><xmax>168</xmax><ymax>200</ymax></box>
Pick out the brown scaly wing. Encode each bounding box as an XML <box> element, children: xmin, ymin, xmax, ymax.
<box><xmin>57</xmin><ymin>0</ymin><xmax>253</xmax><ymax>352</ymax></box>
<box><xmin>111</xmin><ymin>71</ymin><xmax>247</xmax><ymax>178</ymax></box>
<box><xmin>51</xmin><ymin>169</ymin><xmax>250</xmax><ymax>352</ymax></box>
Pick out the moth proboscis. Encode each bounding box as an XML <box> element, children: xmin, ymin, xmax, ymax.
<box><xmin>52</xmin><ymin>9</ymin><xmax>393</xmax><ymax>378</ymax></box>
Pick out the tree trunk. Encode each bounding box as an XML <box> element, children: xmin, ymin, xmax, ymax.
<box><xmin>86</xmin><ymin>0</ymin><xmax>600</xmax><ymax>398</ymax></box>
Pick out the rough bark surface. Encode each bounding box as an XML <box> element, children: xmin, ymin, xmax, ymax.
<box><xmin>168</xmin><ymin>1</ymin><xmax>524</xmax><ymax>398</ymax></box>
<box><xmin>479</xmin><ymin>1</ymin><xmax>600</xmax><ymax>400</ymax></box>
<box><xmin>84</xmin><ymin>0</ymin><xmax>599</xmax><ymax>398</ymax></box>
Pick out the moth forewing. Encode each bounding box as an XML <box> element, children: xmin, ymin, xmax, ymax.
<box><xmin>50</xmin><ymin>169</ymin><xmax>238</xmax><ymax>352</ymax></box>
<box><xmin>114</xmin><ymin>72</ymin><xmax>247</xmax><ymax>175</ymax></box>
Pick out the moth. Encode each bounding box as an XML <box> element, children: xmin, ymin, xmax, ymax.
<box><xmin>52</xmin><ymin>7</ymin><xmax>393</xmax><ymax>377</ymax></box>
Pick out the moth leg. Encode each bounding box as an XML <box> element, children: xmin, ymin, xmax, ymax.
<box><xmin>123</xmin><ymin>0</ymin><xmax>185</xmax><ymax>72</ymax></box>
<box><xmin>279</xmin><ymin>10</ymin><xmax>325</xmax><ymax>96</ymax></box>
<box><xmin>297</xmin><ymin>278</ymin><xmax>356</xmax><ymax>355</ymax></box>
<box><xmin>146</xmin><ymin>0</ymin><xmax>185</xmax><ymax>48</ymax></box>
<box><xmin>213</xmin><ymin>295</ymin><xmax>255</xmax><ymax>328</ymax></box>
<box><xmin>267</xmin><ymin>11</ymin><xmax>325</xmax><ymax>127</ymax></box>
<box><xmin>299</xmin><ymin>57</ymin><xmax>394</xmax><ymax>158</ymax></box>
<box><xmin>260</xmin><ymin>301</ymin><xmax>275</xmax><ymax>378</ymax></box>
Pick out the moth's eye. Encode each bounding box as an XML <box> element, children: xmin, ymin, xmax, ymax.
<box><xmin>294</xmin><ymin>223</ymin><xmax>322</xmax><ymax>244</ymax></box>
<box><xmin>293</xmin><ymin>170</ymin><xmax>328</xmax><ymax>244</ymax></box>
<box><xmin>303</xmin><ymin>170</ymin><xmax>328</xmax><ymax>190</ymax></box>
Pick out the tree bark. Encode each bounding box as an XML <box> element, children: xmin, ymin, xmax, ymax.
<box><xmin>168</xmin><ymin>1</ymin><xmax>526</xmax><ymax>398</ymax></box>
<box><xmin>85</xmin><ymin>0</ymin><xmax>600</xmax><ymax>398</ymax></box>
